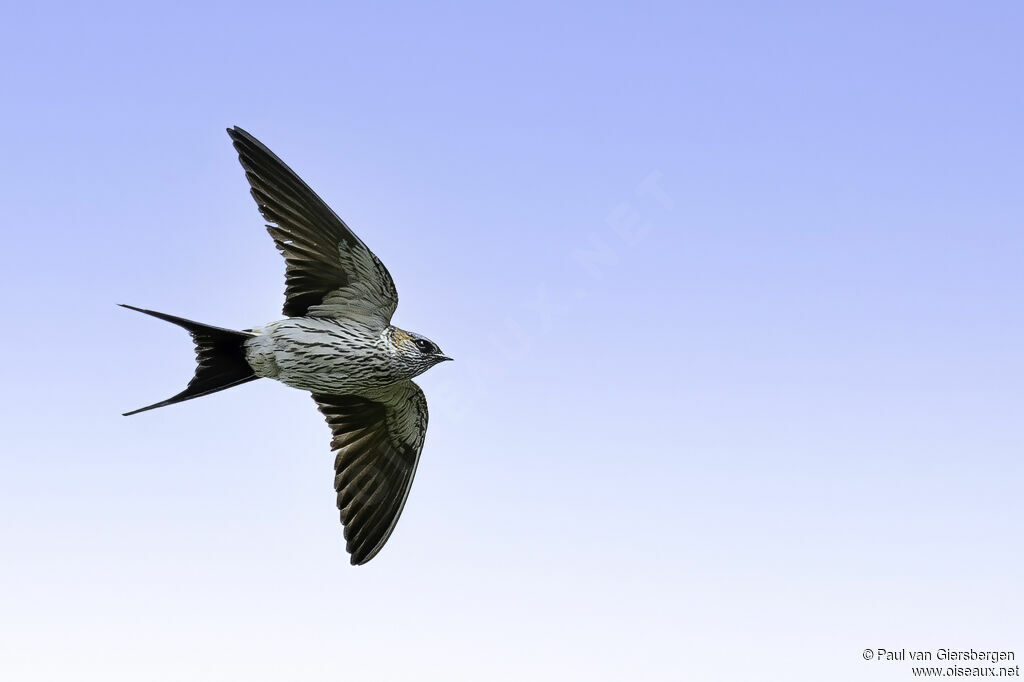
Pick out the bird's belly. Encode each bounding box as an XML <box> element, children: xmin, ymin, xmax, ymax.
<box><xmin>277</xmin><ymin>364</ymin><xmax>368</xmax><ymax>394</ymax></box>
<box><xmin>245</xmin><ymin>320</ymin><xmax>393</xmax><ymax>394</ymax></box>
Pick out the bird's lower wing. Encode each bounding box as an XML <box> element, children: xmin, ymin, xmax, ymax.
<box><xmin>312</xmin><ymin>381</ymin><xmax>428</xmax><ymax>565</ymax></box>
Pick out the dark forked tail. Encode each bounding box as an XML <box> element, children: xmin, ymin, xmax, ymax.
<box><xmin>120</xmin><ymin>304</ymin><xmax>259</xmax><ymax>416</ymax></box>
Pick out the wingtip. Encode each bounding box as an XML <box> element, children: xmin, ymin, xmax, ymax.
<box><xmin>346</xmin><ymin>538</ymin><xmax>373</xmax><ymax>566</ymax></box>
<box><xmin>227</xmin><ymin>125</ymin><xmax>254</xmax><ymax>142</ymax></box>
<box><xmin>348</xmin><ymin>543</ymin><xmax>384</xmax><ymax>566</ymax></box>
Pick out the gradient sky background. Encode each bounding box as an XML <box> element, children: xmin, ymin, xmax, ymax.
<box><xmin>2</xmin><ymin>2</ymin><xmax>1022</xmax><ymax>680</ymax></box>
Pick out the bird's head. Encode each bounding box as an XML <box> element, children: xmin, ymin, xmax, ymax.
<box><xmin>388</xmin><ymin>327</ymin><xmax>452</xmax><ymax>376</ymax></box>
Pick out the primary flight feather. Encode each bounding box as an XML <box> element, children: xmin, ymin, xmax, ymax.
<box><xmin>123</xmin><ymin>127</ymin><xmax>451</xmax><ymax>565</ymax></box>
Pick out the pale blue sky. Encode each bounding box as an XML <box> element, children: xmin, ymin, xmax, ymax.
<box><xmin>2</xmin><ymin>2</ymin><xmax>1022</xmax><ymax>680</ymax></box>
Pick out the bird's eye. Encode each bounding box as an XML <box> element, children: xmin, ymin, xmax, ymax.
<box><xmin>414</xmin><ymin>339</ymin><xmax>434</xmax><ymax>353</ymax></box>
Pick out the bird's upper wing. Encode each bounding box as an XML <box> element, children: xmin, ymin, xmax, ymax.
<box><xmin>227</xmin><ymin>127</ymin><xmax>398</xmax><ymax>323</ymax></box>
<box><xmin>312</xmin><ymin>381</ymin><xmax>428</xmax><ymax>565</ymax></box>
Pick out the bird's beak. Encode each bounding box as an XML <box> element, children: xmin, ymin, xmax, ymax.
<box><xmin>439</xmin><ymin>355</ymin><xmax>453</xmax><ymax>362</ymax></box>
